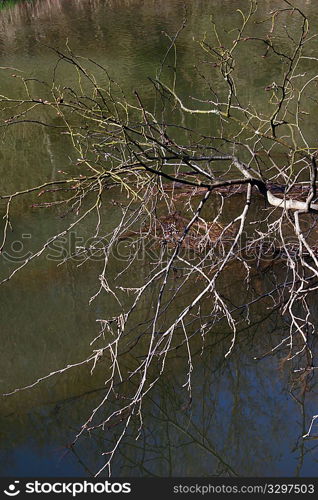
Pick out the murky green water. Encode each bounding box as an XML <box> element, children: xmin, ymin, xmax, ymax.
<box><xmin>1</xmin><ymin>0</ymin><xmax>318</xmax><ymax>477</ymax></box>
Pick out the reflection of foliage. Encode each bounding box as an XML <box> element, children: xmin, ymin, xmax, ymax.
<box><xmin>2</xmin><ymin>0</ymin><xmax>318</xmax><ymax>475</ymax></box>
<box><xmin>0</xmin><ymin>0</ymin><xmax>32</xmax><ymax>10</ymax></box>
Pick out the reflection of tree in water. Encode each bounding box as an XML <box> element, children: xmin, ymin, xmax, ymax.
<box><xmin>1</xmin><ymin>304</ymin><xmax>317</xmax><ymax>476</ymax></box>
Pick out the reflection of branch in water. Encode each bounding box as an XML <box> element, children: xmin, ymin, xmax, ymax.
<box><xmin>153</xmin><ymin>407</ymin><xmax>238</xmax><ymax>477</ymax></box>
<box><xmin>67</xmin><ymin>444</ymin><xmax>95</xmax><ymax>477</ymax></box>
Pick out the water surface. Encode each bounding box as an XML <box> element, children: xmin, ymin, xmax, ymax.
<box><xmin>1</xmin><ymin>0</ymin><xmax>318</xmax><ymax>477</ymax></box>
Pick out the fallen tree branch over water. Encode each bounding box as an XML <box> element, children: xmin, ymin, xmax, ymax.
<box><xmin>1</xmin><ymin>0</ymin><xmax>318</xmax><ymax>475</ymax></box>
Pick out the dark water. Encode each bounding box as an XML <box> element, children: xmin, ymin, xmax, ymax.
<box><xmin>0</xmin><ymin>0</ymin><xmax>318</xmax><ymax>477</ymax></box>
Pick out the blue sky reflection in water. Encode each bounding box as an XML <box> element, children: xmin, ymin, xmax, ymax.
<box><xmin>1</xmin><ymin>348</ymin><xmax>317</xmax><ymax>477</ymax></box>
